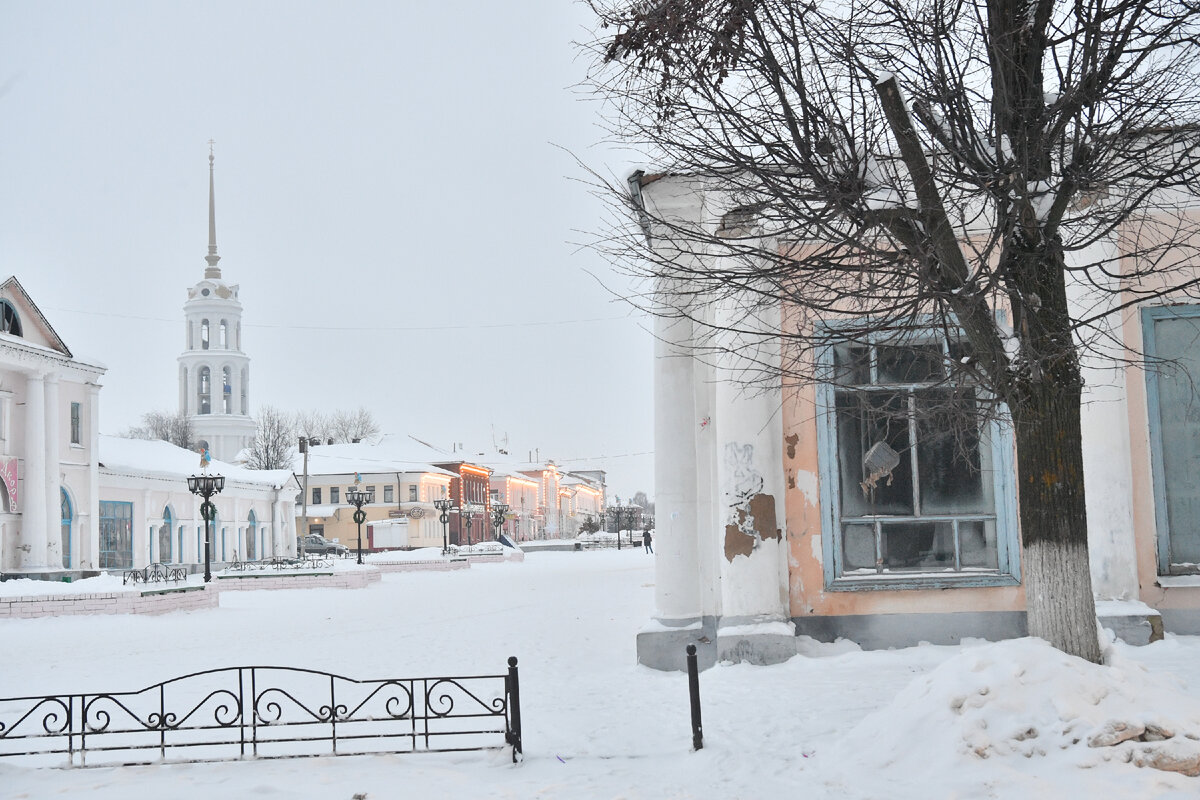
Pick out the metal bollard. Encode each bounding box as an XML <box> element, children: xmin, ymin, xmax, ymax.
<box><xmin>506</xmin><ymin>656</ymin><xmax>523</xmax><ymax>762</ymax></box>
<box><xmin>686</xmin><ymin>644</ymin><xmax>703</xmax><ymax>750</ymax></box>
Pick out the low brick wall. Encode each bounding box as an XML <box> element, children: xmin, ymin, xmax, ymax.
<box><xmin>0</xmin><ymin>585</ymin><xmax>217</xmax><ymax>619</ymax></box>
<box><xmin>374</xmin><ymin>560</ymin><xmax>469</xmax><ymax>573</ymax></box>
<box><xmin>213</xmin><ymin>568</ymin><xmax>382</xmax><ymax>591</ymax></box>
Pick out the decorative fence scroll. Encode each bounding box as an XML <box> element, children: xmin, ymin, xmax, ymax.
<box><xmin>0</xmin><ymin>658</ymin><xmax>522</xmax><ymax>767</ymax></box>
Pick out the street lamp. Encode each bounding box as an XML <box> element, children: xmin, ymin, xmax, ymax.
<box><xmin>187</xmin><ymin>472</ymin><xmax>225</xmax><ymax>582</ymax></box>
<box><xmin>434</xmin><ymin>498</ymin><xmax>453</xmax><ymax>555</ymax></box>
<box><xmin>606</xmin><ymin>506</ymin><xmax>623</xmax><ymax>550</ymax></box>
<box><xmin>346</xmin><ymin>485</ymin><xmax>374</xmax><ymax>565</ymax></box>
<box><xmin>492</xmin><ymin>502</ymin><xmax>509</xmax><ymax>542</ymax></box>
<box><xmin>462</xmin><ymin>503</ymin><xmax>477</xmax><ymax>547</ymax></box>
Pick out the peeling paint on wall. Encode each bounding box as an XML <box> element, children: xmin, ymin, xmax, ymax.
<box><xmin>723</xmin><ymin>492</ymin><xmax>780</xmax><ymax>561</ymax></box>
<box><xmin>785</xmin><ymin>433</ymin><xmax>799</xmax><ymax>459</ymax></box>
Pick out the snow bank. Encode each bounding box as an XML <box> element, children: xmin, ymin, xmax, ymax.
<box><xmin>0</xmin><ymin>573</ymin><xmax>137</xmax><ymax>597</ymax></box>
<box><xmin>833</xmin><ymin>638</ymin><xmax>1200</xmax><ymax>778</ymax></box>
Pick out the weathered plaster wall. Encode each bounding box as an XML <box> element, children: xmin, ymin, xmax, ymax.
<box><xmin>781</xmin><ymin>376</ymin><xmax>1028</xmax><ymax>619</ymax></box>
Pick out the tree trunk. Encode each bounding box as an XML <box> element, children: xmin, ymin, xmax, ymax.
<box><xmin>1012</xmin><ymin>381</ymin><xmax>1102</xmax><ymax>663</ymax></box>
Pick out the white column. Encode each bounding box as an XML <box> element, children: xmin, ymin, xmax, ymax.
<box><xmin>44</xmin><ymin>373</ymin><xmax>62</xmax><ymax>568</ymax></box>
<box><xmin>20</xmin><ymin>371</ymin><xmax>49</xmax><ymax>570</ymax></box>
<box><xmin>653</xmin><ymin>310</ymin><xmax>704</xmax><ymax>620</ymax></box>
<box><xmin>86</xmin><ymin>384</ymin><xmax>101</xmax><ymax>570</ymax></box>
<box><xmin>713</xmin><ymin>299</ymin><xmax>790</xmax><ymax>622</ymax></box>
<box><xmin>1068</xmin><ymin>238</ymin><xmax>1139</xmax><ymax>599</ymax></box>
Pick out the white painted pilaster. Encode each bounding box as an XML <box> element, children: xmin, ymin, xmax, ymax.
<box><xmin>20</xmin><ymin>371</ymin><xmax>49</xmax><ymax>570</ymax></box>
<box><xmin>86</xmin><ymin>384</ymin><xmax>100</xmax><ymax>570</ymax></box>
<box><xmin>44</xmin><ymin>372</ymin><xmax>62</xmax><ymax>567</ymax></box>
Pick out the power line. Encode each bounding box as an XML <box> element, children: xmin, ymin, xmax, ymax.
<box><xmin>43</xmin><ymin>305</ymin><xmax>643</xmax><ymax>333</ymax></box>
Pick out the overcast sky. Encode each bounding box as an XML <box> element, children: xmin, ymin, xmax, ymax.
<box><xmin>0</xmin><ymin>1</ymin><xmax>655</xmax><ymax>501</ymax></box>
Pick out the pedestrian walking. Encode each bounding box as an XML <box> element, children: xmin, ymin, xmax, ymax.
<box><xmin>643</xmin><ymin>529</ymin><xmax>653</xmax><ymax>554</ymax></box>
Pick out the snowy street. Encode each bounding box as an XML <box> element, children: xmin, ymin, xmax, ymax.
<box><xmin>3</xmin><ymin>550</ymin><xmax>1200</xmax><ymax>799</ymax></box>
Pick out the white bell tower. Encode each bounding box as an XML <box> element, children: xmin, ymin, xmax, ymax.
<box><xmin>177</xmin><ymin>144</ymin><xmax>255</xmax><ymax>462</ymax></box>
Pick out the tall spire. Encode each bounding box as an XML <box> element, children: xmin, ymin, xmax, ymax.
<box><xmin>204</xmin><ymin>140</ymin><xmax>222</xmax><ymax>279</ymax></box>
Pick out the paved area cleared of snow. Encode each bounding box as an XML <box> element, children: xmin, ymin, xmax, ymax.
<box><xmin>2</xmin><ymin>549</ymin><xmax>1199</xmax><ymax>799</ymax></box>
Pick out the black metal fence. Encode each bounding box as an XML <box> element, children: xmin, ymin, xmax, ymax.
<box><xmin>122</xmin><ymin>563</ymin><xmax>189</xmax><ymax>585</ymax></box>
<box><xmin>0</xmin><ymin>658</ymin><xmax>522</xmax><ymax>767</ymax></box>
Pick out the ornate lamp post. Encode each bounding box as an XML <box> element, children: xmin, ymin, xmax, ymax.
<box><xmin>462</xmin><ymin>503</ymin><xmax>476</xmax><ymax>547</ymax></box>
<box><xmin>492</xmin><ymin>502</ymin><xmax>509</xmax><ymax>542</ymax></box>
<box><xmin>187</xmin><ymin>472</ymin><xmax>225</xmax><ymax>582</ymax></box>
<box><xmin>434</xmin><ymin>498</ymin><xmax>453</xmax><ymax>555</ymax></box>
<box><xmin>606</xmin><ymin>506</ymin><xmax>623</xmax><ymax>550</ymax></box>
<box><xmin>346</xmin><ymin>485</ymin><xmax>374</xmax><ymax>565</ymax></box>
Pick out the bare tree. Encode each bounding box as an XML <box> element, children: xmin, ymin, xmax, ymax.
<box><xmin>245</xmin><ymin>405</ymin><xmax>297</xmax><ymax>470</ymax></box>
<box><xmin>329</xmin><ymin>407</ymin><xmax>381</xmax><ymax>444</ymax></box>
<box><xmin>588</xmin><ymin>0</ymin><xmax>1200</xmax><ymax>661</ymax></box>
<box><xmin>124</xmin><ymin>410</ymin><xmax>195</xmax><ymax>451</ymax></box>
<box><xmin>292</xmin><ymin>409</ymin><xmax>332</xmax><ymax>444</ymax></box>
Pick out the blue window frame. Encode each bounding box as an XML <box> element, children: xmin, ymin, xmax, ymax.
<box><xmin>815</xmin><ymin>325</ymin><xmax>1020</xmax><ymax>590</ymax></box>
<box><xmin>1142</xmin><ymin>304</ymin><xmax>1200</xmax><ymax>575</ymax></box>
<box><xmin>99</xmin><ymin>501</ymin><xmax>134</xmax><ymax>570</ymax></box>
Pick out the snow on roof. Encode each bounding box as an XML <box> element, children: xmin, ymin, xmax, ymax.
<box><xmin>300</xmin><ymin>504</ymin><xmax>342</xmax><ymax>517</ymax></box>
<box><xmin>295</xmin><ymin>437</ymin><xmax>457</xmax><ymax>478</ymax></box>
<box><xmin>99</xmin><ymin>435</ymin><xmax>295</xmax><ymax>488</ymax></box>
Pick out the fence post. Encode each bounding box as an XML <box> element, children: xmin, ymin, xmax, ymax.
<box><xmin>686</xmin><ymin>644</ymin><xmax>703</xmax><ymax>750</ymax></box>
<box><xmin>506</xmin><ymin>656</ymin><xmax>523</xmax><ymax>762</ymax></box>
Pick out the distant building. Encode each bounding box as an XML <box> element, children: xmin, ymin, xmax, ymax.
<box><xmin>293</xmin><ymin>438</ymin><xmax>462</xmax><ymax>550</ymax></box>
<box><xmin>98</xmin><ymin>436</ymin><xmax>297</xmax><ymax>569</ymax></box>
<box><xmin>178</xmin><ymin>149</ymin><xmax>255</xmax><ymax>462</ymax></box>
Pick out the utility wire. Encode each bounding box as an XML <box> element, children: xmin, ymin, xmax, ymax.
<box><xmin>44</xmin><ymin>305</ymin><xmax>642</xmax><ymax>332</ymax></box>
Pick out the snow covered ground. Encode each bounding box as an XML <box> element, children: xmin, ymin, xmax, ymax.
<box><xmin>2</xmin><ymin>549</ymin><xmax>1199</xmax><ymax>799</ymax></box>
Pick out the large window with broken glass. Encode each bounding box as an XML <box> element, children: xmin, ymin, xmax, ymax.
<box><xmin>818</xmin><ymin>329</ymin><xmax>1019</xmax><ymax>589</ymax></box>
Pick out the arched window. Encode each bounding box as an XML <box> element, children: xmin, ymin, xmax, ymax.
<box><xmin>159</xmin><ymin>507</ymin><xmax>173</xmax><ymax>564</ymax></box>
<box><xmin>246</xmin><ymin>510</ymin><xmax>257</xmax><ymax>560</ymax></box>
<box><xmin>222</xmin><ymin>366</ymin><xmax>232</xmax><ymax>414</ymax></box>
<box><xmin>220</xmin><ymin>320</ymin><xmax>228</xmax><ymax>349</ymax></box>
<box><xmin>201</xmin><ymin>319</ymin><xmax>210</xmax><ymax>350</ymax></box>
<box><xmin>236</xmin><ymin>321</ymin><xmax>241</xmax><ymax>350</ymax></box>
<box><xmin>240</xmin><ymin>368</ymin><xmax>248</xmax><ymax>414</ymax></box>
<box><xmin>61</xmin><ymin>489</ymin><xmax>72</xmax><ymax>568</ymax></box>
<box><xmin>0</xmin><ymin>299</ymin><xmax>22</xmax><ymax>337</ymax></box>
<box><xmin>188</xmin><ymin>322</ymin><xmax>193</xmax><ymax>350</ymax></box>
<box><xmin>198</xmin><ymin>367</ymin><xmax>212</xmax><ymax>414</ymax></box>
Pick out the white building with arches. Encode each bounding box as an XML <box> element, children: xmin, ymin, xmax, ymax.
<box><xmin>177</xmin><ymin>150</ymin><xmax>255</xmax><ymax>463</ymax></box>
<box><xmin>97</xmin><ymin>435</ymin><xmax>297</xmax><ymax>570</ymax></box>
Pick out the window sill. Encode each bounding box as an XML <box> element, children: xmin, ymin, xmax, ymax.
<box><xmin>1156</xmin><ymin>575</ymin><xmax>1200</xmax><ymax>588</ymax></box>
<box><xmin>827</xmin><ymin>572</ymin><xmax>1020</xmax><ymax>592</ymax></box>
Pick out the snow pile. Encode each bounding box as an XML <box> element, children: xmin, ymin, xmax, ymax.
<box><xmin>833</xmin><ymin>637</ymin><xmax>1200</xmax><ymax>778</ymax></box>
<box><xmin>0</xmin><ymin>572</ymin><xmax>137</xmax><ymax>597</ymax></box>
<box><xmin>364</xmin><ymin>547</ymin><xmax>446</xmax><ymax>563</ymax></box>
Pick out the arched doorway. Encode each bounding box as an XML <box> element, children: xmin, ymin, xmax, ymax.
<box><xmin>61</xmin><ymin>489</ymin><xmax>73</xmax><ymax>568</ymax></box>
<box><xmin>246</xmin><ymin>510</ymin><xmax>257</xmax><ymax>560</ymax></box>
<box><xmin>159</xmin><ymin>506</ymin><xmax>174</xmax><ymax>564</ymax></box>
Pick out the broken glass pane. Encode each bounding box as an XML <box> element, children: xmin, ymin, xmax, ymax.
<box><xmin>915</xmin><ymin>389</ymin><xmax>994</xmax><ymax>515</ymax></box>
<box><xmin>842</xmin><ymin>523</ymin><xmax>877</xmax><ymax>571</ymax></box>
<box><xmin>876</xmin><ymin>342</ymin><xmax>944</xmax><ymax>384</ymax></box>
<box><xmin>832</xmin><ymin>342</ymin><xmax>871</xmax><ymax>386</ymax></box>
<box><xmin>958</xmin><ymin>520</ymin><xmax>999</xmax><ymax>569</ymax></box>
<box><xmin>836</xmin><ymin>391</ymin><xmax>913</xmax><ymax>516</ymax></box>
<box><xmin>880</xmin><ymin>521</ymin><xmax>955</xmax><ymax>570</ymax></box>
